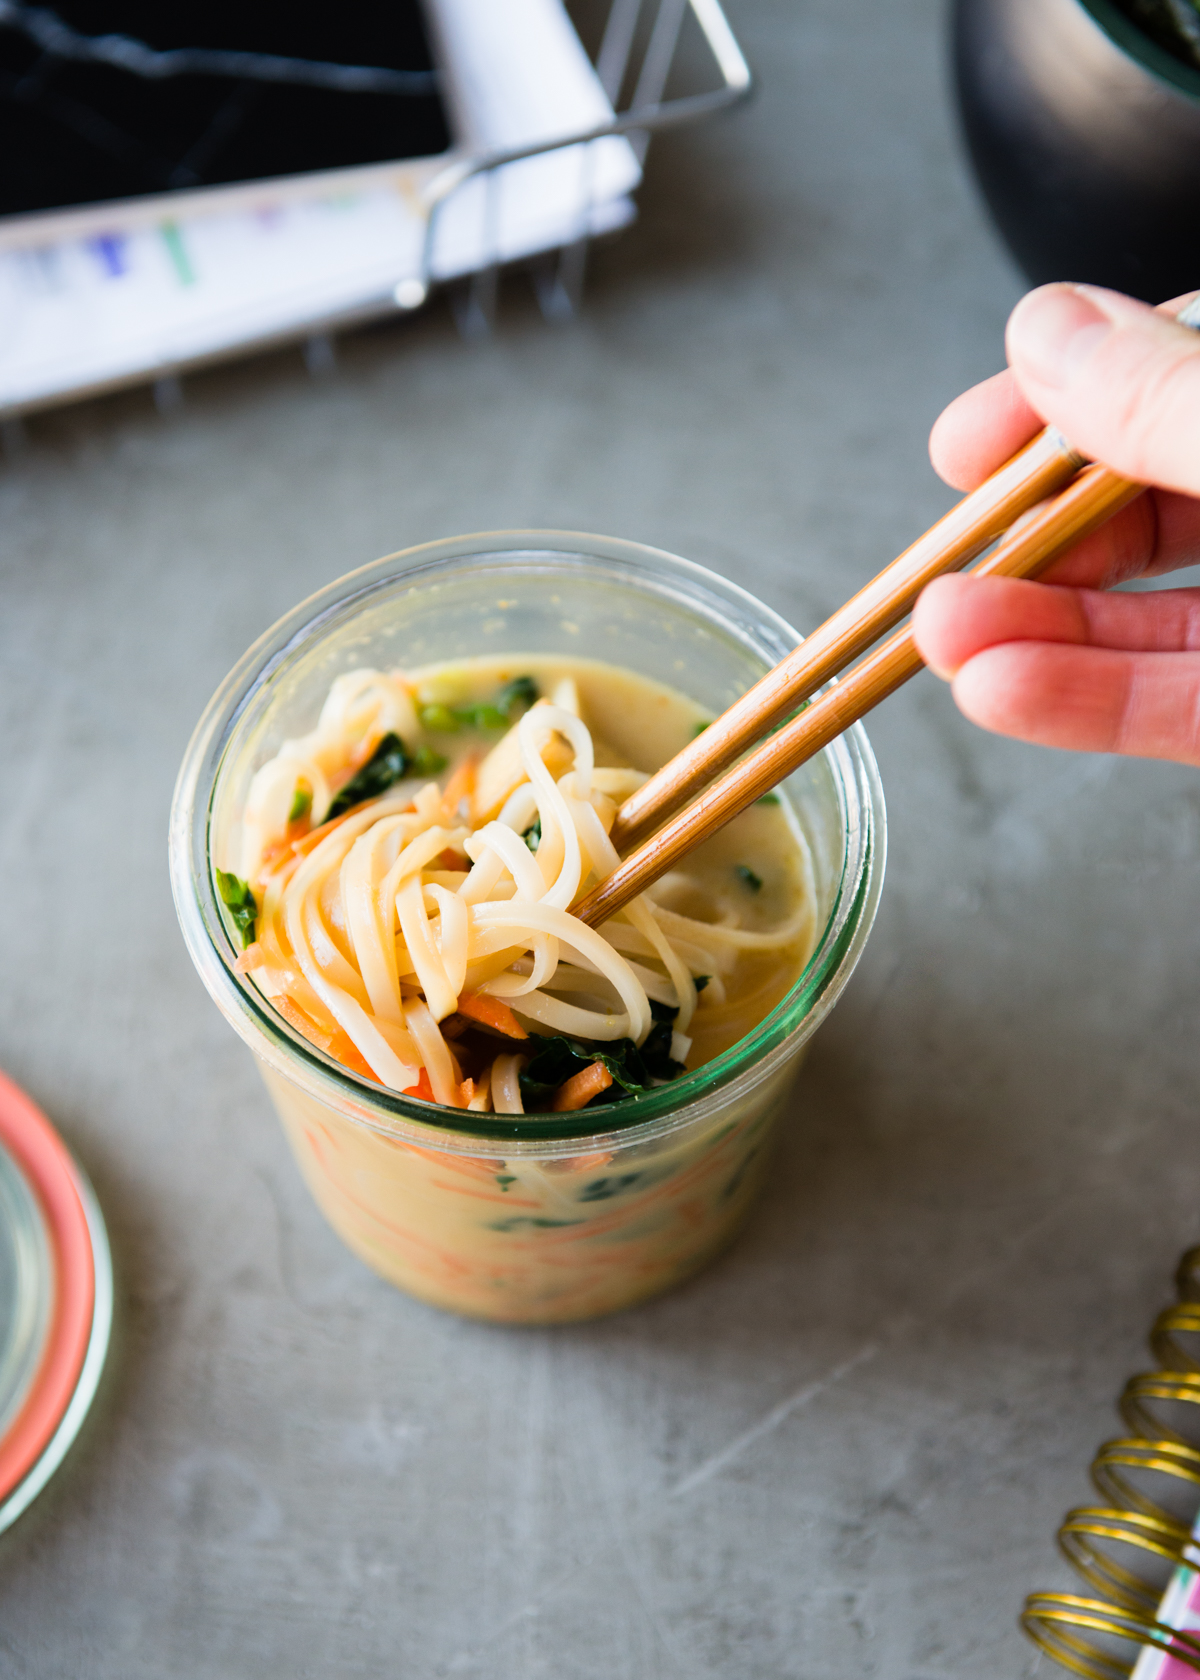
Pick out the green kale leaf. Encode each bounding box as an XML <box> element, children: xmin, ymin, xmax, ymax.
<box><xmin>640</xmin><ymin>998</ymin><xmax>687</xmax><ymax>1082</ymax></box>
<box><xmin>326</xmin><ymin>733</ymin><xmax>412</xmax><ymax>821</ymax></box>
<box><xmin>517</xmin><ymin>1000</ymin><xmax>685</xmax><ymax>1112</ymax></box>
<box><xmin>496</xmin><ymin>675</ymin><xmax>538</xmax><ymax>717</ymax></box>
<box><xmin>420</xmin><ymin>682</ymin><xmax>535</xmax><ymax>734</ymax></box>
<box><xmin>458</xmin><ymin>703</ymin><xmax>509</xmax><ymax>731</ymax></box>
<box><xmin>215</xmin><ymin>870</ymin><xmax>258</xmax><ymax>949</ymax></box>
<box><xmin>417</xmin><ymin>703</ymin><xmax>461</xmax><ymax>733</ymax></box>
<box><xmin>412</xmin><ymin>743</ymin><xmax>449</xmax><ymax>776</ymax></box>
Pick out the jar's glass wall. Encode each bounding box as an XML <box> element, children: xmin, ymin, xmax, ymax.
<box><xmin>261</xmin><ymin>1047</ymin><xmax>804</xmax><ymax>1323</ymax></box>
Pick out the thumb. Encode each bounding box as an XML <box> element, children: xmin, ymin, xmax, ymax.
<box><xmin>1006</xmin><ymin>284</ymin><xmax>1200</xmax><ymax>497</ymax></box>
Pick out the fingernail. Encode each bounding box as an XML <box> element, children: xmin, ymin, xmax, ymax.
<box><xmin>1007</xmin><ymin>285</ymin><xmax>1113</xmax><ymax>388</ymax></box>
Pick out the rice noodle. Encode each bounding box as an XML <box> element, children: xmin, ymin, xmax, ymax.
<box><xmin>425</xmin><ymin>883</ymin><xmax>469</xmax><ymax>999</ymax></box>
<box><xmin>649</xmin><ymin>901</ymin><xmax>816</xmax><ymax>951</ymax></box>
<box><xmin>405</xmin><ymin>995</ymin><xmax>460</xmax><ymax>1104</ymax></box>
<box><xmin>467</xmin><ymin>1062</ymin><xmax>493</xmax><ymax>1112</ymax></box>
<box><xmin>340</xmin><ymin>815</ymin><xmax>412</xmax><ymax>1023</ymax></box>
<box><xmin>492</xmin><ymin>1054</ymin><xmax>525</xmax><ymax>1114</ymax></box>
<box><xmin>564</xmin><ymin>787</ymin><xmax>697</xmax><ymax>1031</ymax></box>
<box><xmin>471</xmin><ymin>900</ymin><xmax>652</xmax><ymax>1045</ymax></box>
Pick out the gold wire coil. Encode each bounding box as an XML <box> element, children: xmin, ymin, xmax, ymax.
<box><xmin>1121</xmin><ymin>1372</ymin><xmax>1200</xmax><ymax>1445</ymax></box>
<box><xmin>1025</xmin><ymin>1256</ymin><xmax>1200</xmax><ymax>1678</ymax></box>
<box><xmin>1151</xmin><ymin>1307</ymin><xmax>1200</xmax><ymax>1374</ymax></box>
<box><xmin>1021</xmin><ymin>1593</ymin><xmax>1200</xmax><ymax>1680</ymax></box>
<box><xmin>1092</xmin><ymin>1438</ymin><xmax>1200</xmax><ymax>1528</ymax></box>
<box><xmin>1058</xmin><ymin>1506</ymin><xmax>1188</xmax><ymax>1612</ymax></box>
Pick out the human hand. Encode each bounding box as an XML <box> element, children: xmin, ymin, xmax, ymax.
<box><xmin>911</xmin><ymin>285</ymin><xmax>1200</xmax><ymax>765</ymax></box>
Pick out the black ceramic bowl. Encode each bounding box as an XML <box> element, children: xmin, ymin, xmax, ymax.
<box><xmin>954</xmin><ymin>0</ymin><xmax>1200</xmax><ymax>301</ymax></box>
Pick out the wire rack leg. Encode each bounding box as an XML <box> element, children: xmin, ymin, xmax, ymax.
<box><xmin>531</xmin><ymin>235</ymin><xmax>589</xmax><ymax>322</ymax></box>
<box><xmin>1</xmin><ymin>417</ymin><xmax>27</xmax><ymax>457</ymax></box>
<box><xmin>630</xmin><ymin>0</ymin><xmax>689</xmax><ymax>159</ymax></box>
<box><xmin>303</xmin><ymin>333</ymin><xmax>337</xmax><ymax>377</ymax></box>
<box><xmin>597</xmin><ymin>0</ymin><xmax>642</xmax><ymax>101</ymax></box>
<box><xmin>452</xmin><ymin>265</ymin><xmax>498</xmax><ymax>340</ymax></box>
<box><xmin>153</xmin><ymin>374</ymin><xmax>184</xmax><ymax>414</ymax></box>
<box><xmin>452</xmin><ymin>165</ymin><xmax>502</xmax><ymax>339</ymax></box>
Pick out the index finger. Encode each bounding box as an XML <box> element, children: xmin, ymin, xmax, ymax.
<box><xmin>928</xmin><ymin>368</ymin><xmax>1041</xmax><ymax>491</ymax></box>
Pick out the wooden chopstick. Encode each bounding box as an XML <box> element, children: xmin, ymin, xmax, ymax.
<box><xmin>607</xmin><ymin>425</ymin><xmax>1085</xmax><ymax>854</ymax></box>
<box><xmin>576</xmin><ymin>460</ymin><xmax>1144</xmax><ymax>928</ymax></box>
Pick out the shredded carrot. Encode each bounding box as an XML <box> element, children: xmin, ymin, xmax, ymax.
<box><xmin>455</xmin><ymin>992</ymin><xmax>529</xmax><ymax>1039</ymax></box>
<box><xmin>406</xmin><ymin>1068</ymin><xmax>437</xmax><ymax>1103</ymax></box>
<box><xmin>545</xmin><ymin>1150</ymin><xmax>615</xmax><ymax>1176</ymax></box>
<box><xmin>437</xmin><ymin>848</ymin><xmax>470</xmax><ymax>872</ymax></box>
<box><xmin>272</xmin><ymin>993</ymin><xmax>334</xmax><ymax>1052</ymax></box>
<box><xmin>407</xmin><ymin>1148</ymin><xmax>505</xmax><ymax>1179</ymax></box>
<box><xmin>233</xmin><ymin>941</ymin><xmax>266</xmax><ymax>975</ymax></box>
<box><xmin>287</xmin><ymin>807</ymin><xmax>359</xmax><ymax>858</ymax></box>
<box><xmin>551</xmin><ymin>1061</ymin><xmax>613</xmax><ymax>1112</ymax></box>
<box><xmin>271</xmin><ymin>993</ymin><xmax>383</xmax><ymax>1083</ymax></box>
<box><xmin>346</xmin><ymin>733</ymin><xmax>380</xmax><ymax>771</ymax></box>
<box><xmin>325</xmin><ymin>1028</ymin><xmax>382</xmax><ymax>1084</ymax></box>
<box><xmin>440</xmin><ymin>752</ymin><xmax>480</xmax><ymax>823</ymax></box>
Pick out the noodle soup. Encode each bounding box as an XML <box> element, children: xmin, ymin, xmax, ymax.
<box><xmin>171</xmin><ymin>533</ymin><xmax>885</xmax><ymax>1322</ymax></box>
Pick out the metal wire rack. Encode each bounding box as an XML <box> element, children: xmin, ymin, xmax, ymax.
<box><xmin>420</xmin><ymin>0</ymin><xmax>752</xmax><ymax>336</ymax></box>
<box><xmin>0</xmin><ymin>0</ymin><xmax>751</xmax><ymax>421</ymax></box>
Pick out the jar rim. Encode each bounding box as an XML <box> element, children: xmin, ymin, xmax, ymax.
<box><xmin>169</xmin><ymin>530</ymin><xmax>886</xmax><ymax>1154</ymax></box>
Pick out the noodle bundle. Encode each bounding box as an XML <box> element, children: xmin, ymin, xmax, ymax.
<box><xmin>222</xmin><ymin>666</ymin><xmax>815</xmax><ymax>1116</ymax></box>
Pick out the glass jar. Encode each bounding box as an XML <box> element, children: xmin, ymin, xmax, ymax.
<box><xmin>169</xmin><ymin>532</ymin><xmax>885</xmax><ymax>1323</ymax></box>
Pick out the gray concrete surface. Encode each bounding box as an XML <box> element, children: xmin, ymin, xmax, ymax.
<box><xmin>2</xmin><ymin>1</ymin><xmax>1199</xmax><ymax>1675</ymax></box>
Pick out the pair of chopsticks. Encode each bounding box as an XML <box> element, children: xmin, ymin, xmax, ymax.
<box><xmin>575</xmin><ymin>293</ymin><xmax>1200</xmax><ymax>929</ymax></box>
